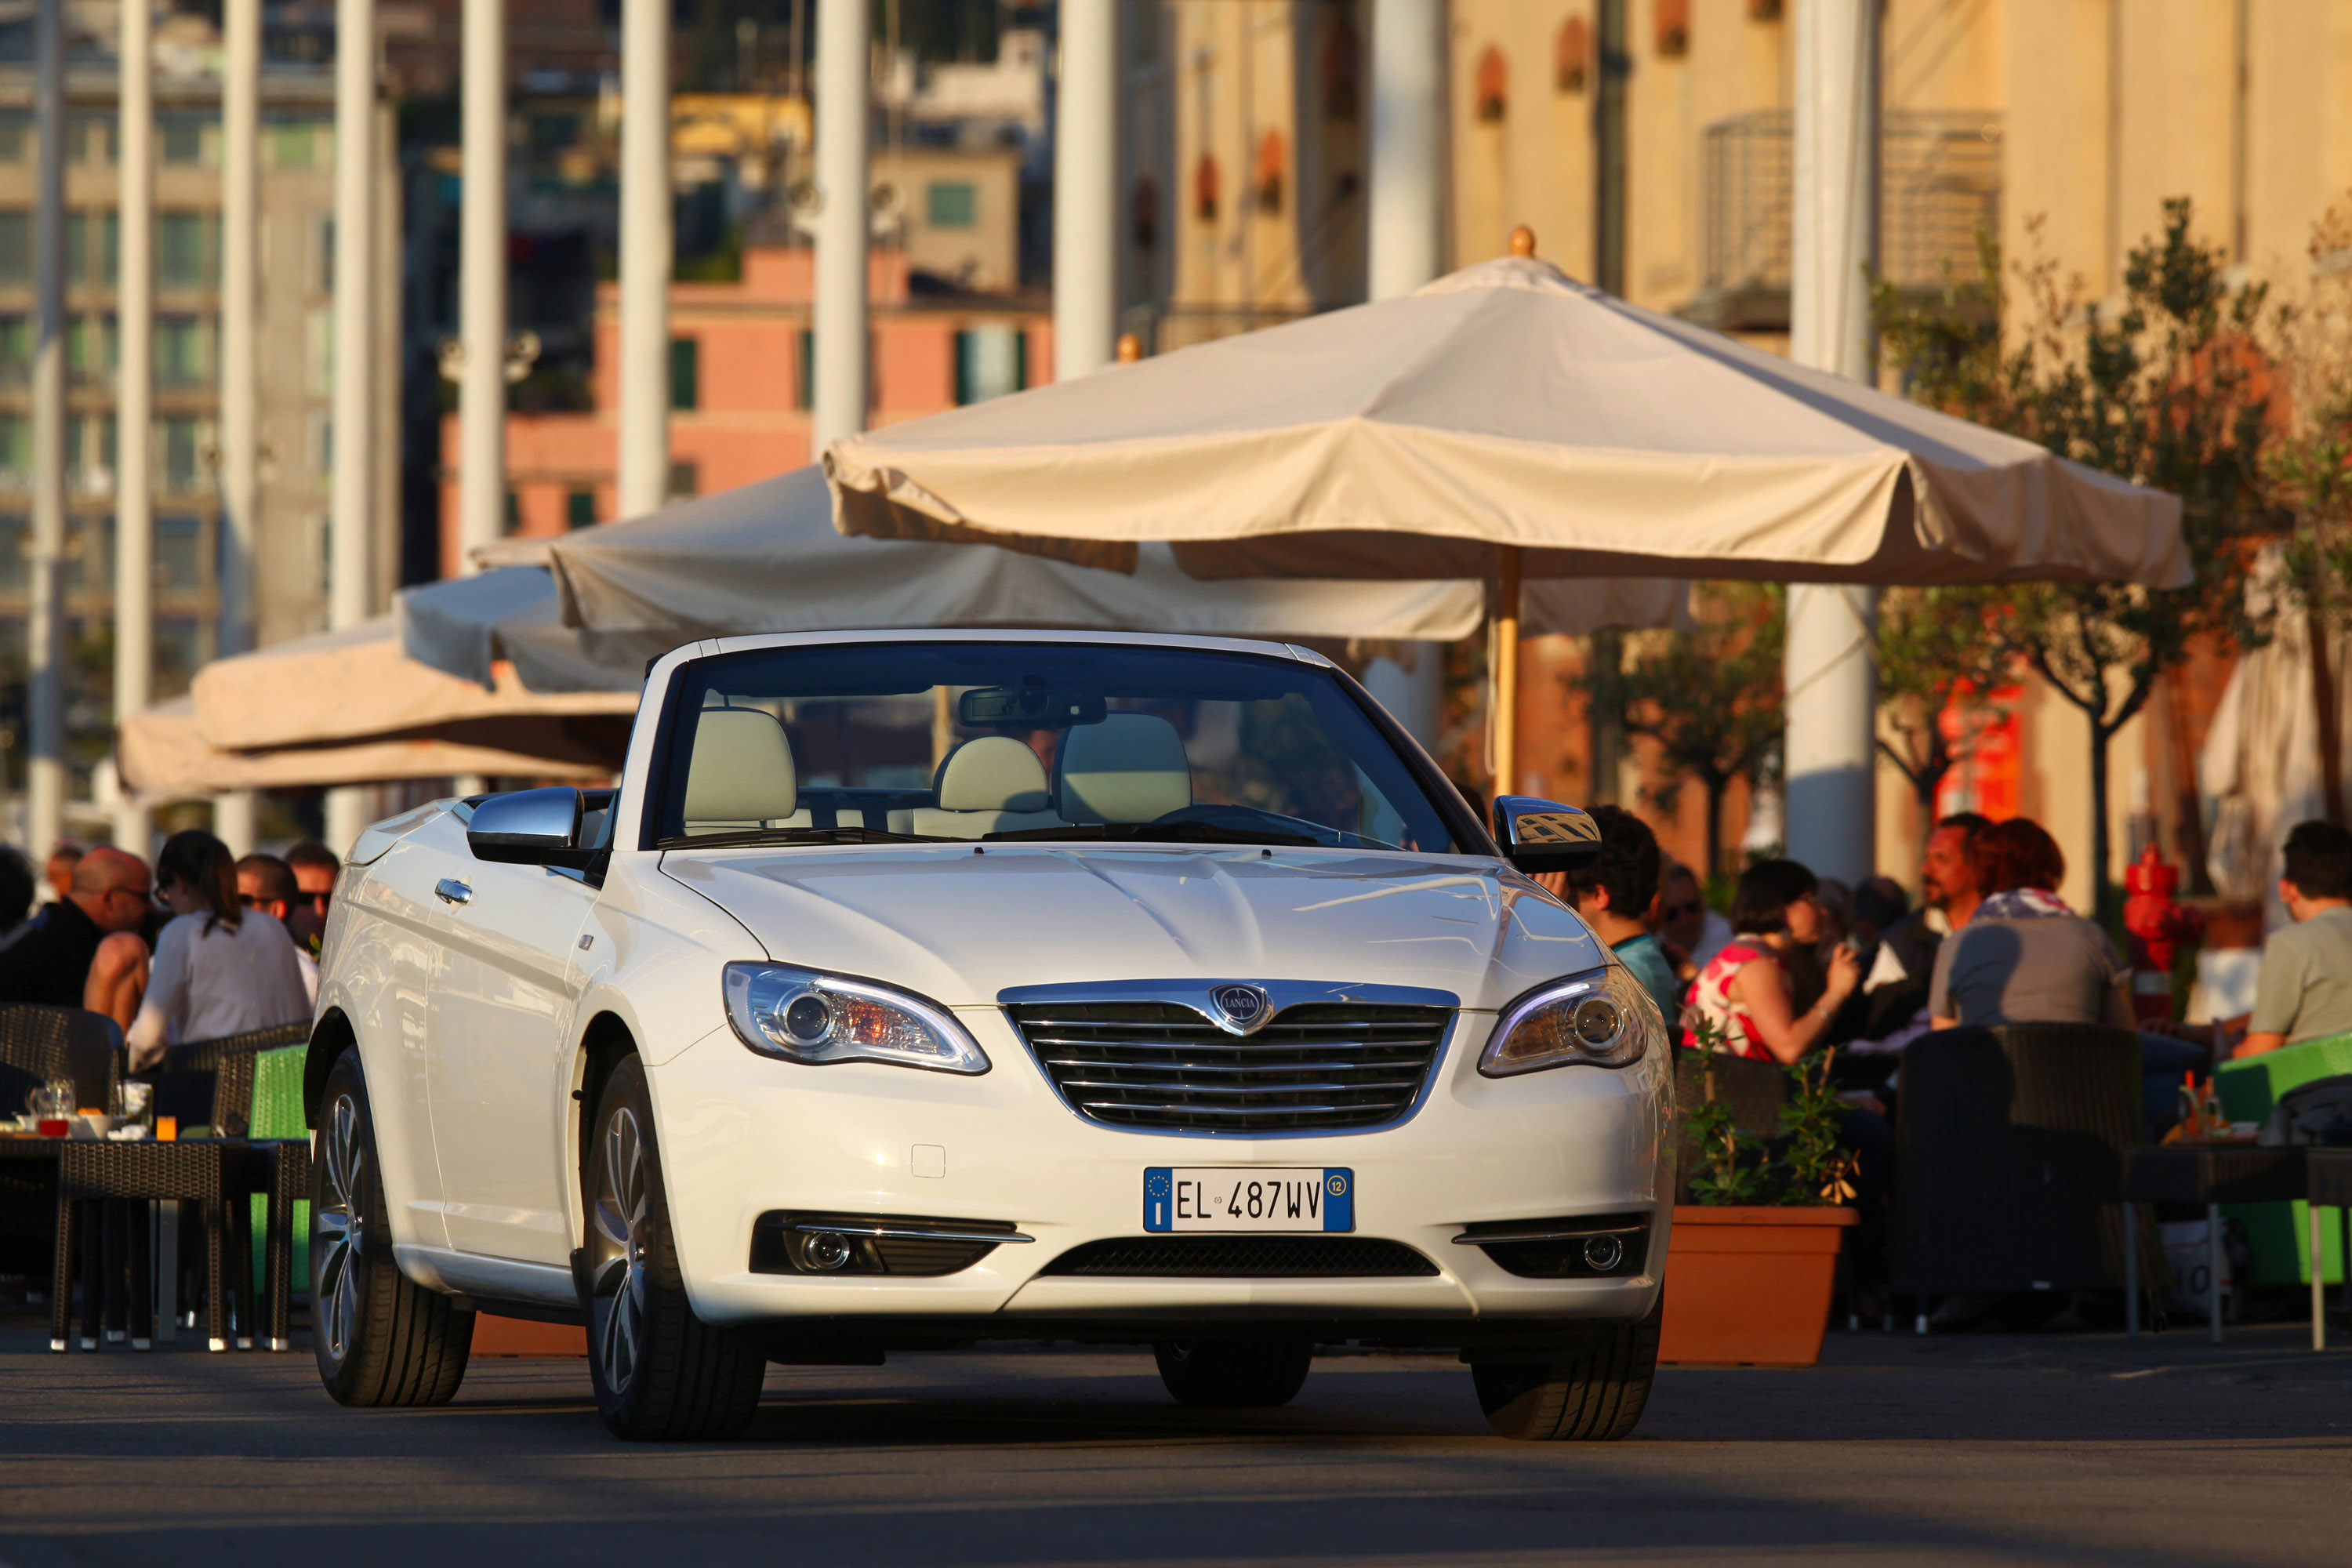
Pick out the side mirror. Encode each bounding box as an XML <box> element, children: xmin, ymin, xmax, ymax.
<box><xmin>467</xmin><ymin>786</ymin><xmax>593</xmax><ymax>868</ymax></box>
<box><xmin>1494</xmin><ymin>795</ymin><xmax>1603</xmax><ymax>876</ymax></box>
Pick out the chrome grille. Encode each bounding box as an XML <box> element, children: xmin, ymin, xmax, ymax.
<box><xmin>1007</xmin><ymin>1000</ymin><xmax>1452</xmax><ymax>1134</ymax></box>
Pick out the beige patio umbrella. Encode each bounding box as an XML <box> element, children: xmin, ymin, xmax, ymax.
<box><xmin>826</xmin><ymin>237</ymin><xmax>2187</xmax><ymax>788</ymax></box>
<box><xmin>404</xmin><ymin>464</ymin><xmax>1692</xmax><ymax>695</ymax></box>
<box><xmin>119</xmin><ymin>695</ymin><xmax>620</xmax><ymax>797</ymax></box>
<box><xmin>190</xmin><ymin>615</ymin><xmax>632</xmax><ymax>750</ymax></box>
<box><xmin>118</xmin><ymin>616</ymin><xmax>637</xmax><ymax>800</ymax></box>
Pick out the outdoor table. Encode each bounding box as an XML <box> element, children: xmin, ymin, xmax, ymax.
<box><xmin>249</xmin><ymin>1138</ymin><xmax>311</xmax><ymax>1352</ymax></box>
<box><xmin>2121</xmin><ymin>1144</ymin><xmax>2307</xmax><ymax>1345</ymax></box>
<box><xmin>49</xmin><ymin>1138</ymin><xmax>261</xmax><ymax>1353</ymax></box>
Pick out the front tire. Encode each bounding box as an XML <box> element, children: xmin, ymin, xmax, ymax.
<box><xmin>1152</xmin><ymin>1338</ymin><xmax>1313</xmax><ymax>1408</ymax></box>
<box><xmin>311</xmin><ymin>1050</ymin><xmax>474</xmax><ymax>1406</ymax></box>
<box><xmin>583</xmin><ymin>1055</ymin><xmax>764</xmax><ymax>1441</ymax></box>
<box><xmin>1469</xmin><ymin>1294</ymin><xmax>1663</xmax><ymax>1441</ymax></box>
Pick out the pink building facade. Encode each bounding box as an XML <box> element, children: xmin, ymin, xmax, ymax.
<box><xmin>437</xmin><ymin>246</ymin><xmax>1053</xmax><ymax>576</ymax></box>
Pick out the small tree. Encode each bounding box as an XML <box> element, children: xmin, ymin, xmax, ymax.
<box><xmin>1581</xmin><ymin>582</ymin><xmax>1784</xmax><ymax>879</ymax></box>
<box><xmin>1873</xmin><ymin>202</ymin><xmax>2277</xmax><ymax>910</ymax></box>
<box><xmin>1875</xmin><ymin>584</ymin><xmax>2015</xmax><ymax>817</ymax></box>
<box><xmin>2263</xmin><ymin>194</ymin><xmax>2352</xmax><ymax>824</ymax></box>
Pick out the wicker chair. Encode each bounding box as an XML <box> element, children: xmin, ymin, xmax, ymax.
<box><xmin>0</xmin><ymin>1006</ymin><xmax>122</xmax><ymax>1280</ymax></box>
<box><xmin>144</xmin><ymin>1022</ymin><xmax>310</xmax><ymax>1135</ymax></box>
<box><xmin>0</xmin><ymin>1004</ymin><xmax>122</xmax><ymax>1117</ymax></box>
<box><xmin>1889</xmin><ymin>1023</ymin><xmax>2158</xmax><ymax>1308</ymax></box>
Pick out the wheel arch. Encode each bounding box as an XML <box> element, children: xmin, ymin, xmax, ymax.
<box><xmin>304</xmin><ymin>1007</ymin><xmax>359</xmax><ymax>1131</ymax></box>
<box><xmin>573</xmin><ymin>1010</ymin><xmax>640</xmax><ymax>1194</ymax></box>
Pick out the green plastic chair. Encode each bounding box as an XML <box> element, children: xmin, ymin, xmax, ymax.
<box><xmin>248</xmin><ymin>1047</ymin><xmax>309</xmax><ymax>1300</ymax></box>
<box><xmin>2216</xmin><ymin>1032</ymin><xmax>2352</xmax><ymax>1287</ymax></box>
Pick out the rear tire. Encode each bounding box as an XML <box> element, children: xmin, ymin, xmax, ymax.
<box><xmin>1152</xmin><ymin>1338</ymin><xmax>1313</xmax><ymax>1408</ymax></box>
<box><xmin>311</xmin><ymin>1050</ymin><xmax>474</xmax><ymax>1406</ymax></box>
<box><xmin>1469</xmin><ymin>1294</ymin><xmax>1662</xmax><ymax>1441</ymax></box>
<box><xmin>583</xmin><ymin>1054</ymin><xmax>765</xmax><ymax>1441</ymax></box>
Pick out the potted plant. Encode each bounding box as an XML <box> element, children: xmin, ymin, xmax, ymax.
<box><xmin>1659</xmin><ymin>1041</ymin><xmax>1860</xmax><ymax>1367</ymax></box>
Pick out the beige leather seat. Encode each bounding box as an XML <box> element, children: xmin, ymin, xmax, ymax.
<box><xmin>900</xmin><ymin>736</ymin><xmax>1066</xmax><ymax>839</ymax></box>
<box><xmin>1056</xmin><ymin>712</ymin><xmax>1193</xmax><ymax>824</ymax></box>
<box><xmin>681</xmin><ymin>706</ymin><xmax>810</xmax><ymax>835</ymax></box>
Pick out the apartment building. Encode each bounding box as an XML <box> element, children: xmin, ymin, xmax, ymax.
<box><xmin>437</xmin><ymin>234</ymin><xmax>1047</xmax><ymax>573</ymax></box>
<box><xmin>0</xmin><ymin>25</ymin><xmax>401</xmax><ymax>713</ymax></box>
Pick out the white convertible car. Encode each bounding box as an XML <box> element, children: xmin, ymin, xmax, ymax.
<box><xmin>304</xmin><ymin>630</ymin><xmax>1672</xmax><ymax>1441</ymax></box>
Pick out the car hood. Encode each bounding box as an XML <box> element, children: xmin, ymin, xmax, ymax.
<box><xmin>657</xmin><ymin>844</ymin><xmax>1605</xmax><ymax>1011</ymax></box>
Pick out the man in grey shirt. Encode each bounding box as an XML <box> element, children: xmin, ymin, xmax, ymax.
<box><xmin>2241</xmin><ymin>821</ymin><xmax>2352</xmax><ymax>1058</ymax></box>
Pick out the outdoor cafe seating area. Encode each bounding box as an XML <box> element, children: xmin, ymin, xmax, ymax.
<box><xmin>5</xmin><ymin>995</ymin><xmax>2346</xmax><ymax>1359</ymax></box>
<box><xmin>0</xmin><ymin>1004</ymin><xmax>311</xmax><ymax>1352</ymax></box>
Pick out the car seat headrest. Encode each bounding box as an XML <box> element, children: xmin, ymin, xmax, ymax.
<box><xmin>681</xmin><ymin>707</ymin><xmax>799</xmax><ymax>823</ymax></box>
<box><xmin>937</xmin><ymin>736</ymin><xmax>1052</xmax><ymax>813</ymax></box>
<box><xmin>1058</xmin><ymin>712</ymin><xmax>1192</xmax><ymax>824</ymax></box>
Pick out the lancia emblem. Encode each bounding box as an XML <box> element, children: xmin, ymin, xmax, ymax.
<box><xmin>1210</xmin><ymin>984</ymin><xmax>1272</xmax><ymax>1035</ymax></box>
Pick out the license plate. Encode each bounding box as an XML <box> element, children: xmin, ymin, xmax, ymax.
<box><xmin>1143</xmin><ymin>1167</ymin><xmax>1353</xmax><ymax>1232</ymax></box>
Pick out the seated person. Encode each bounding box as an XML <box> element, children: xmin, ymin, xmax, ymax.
<box><xmin>238</xmin><ymin>852</ymin><xmax>321</xmax><ymax>1006</ymax></box>
<box><xmin>1657</xmin><ymin>862</ymin><xmax>1733</xmax><ymax>980</ymax></box>
<box><xmin>2237</xmin><ymin>819</ymin><xmax>2352</xmax><ymax>1059</ymax></box>
<box><xmin>1683</xmin><ymin>858</ymin><xmax>1860</xmax><ymax>1064</ymax></box>
<box><xmin>1560</xmin><ymin>804</ymin><xmax>1681</xmax><ymax>1027</ymax></box>
<box><xmin>0</xmin><ymin>846</ymin><xmax>151</xmax><ymax>1009</ymax></box>
<box><xmin>1929</xmin><ymin>817</ymin><xmax>2129</xmax><ymax>1031</ymax></box>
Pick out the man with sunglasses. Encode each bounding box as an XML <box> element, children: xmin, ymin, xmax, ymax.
<box><xmin>0</xmin><ymin>845</ymin><xmax>152</xmax><ymax>1009</ymax></box>
<box><xmin>238</xmin><ymin>853</ymin><xmax>320</xmax><ymax>1005</ymax></box>
<box><xmin>282</xmin><ymin>839</ymin><xmax>339</xmax><ymax>956</ymax></box>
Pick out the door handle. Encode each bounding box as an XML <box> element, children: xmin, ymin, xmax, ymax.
<box><xmin>434</xmin><ymin>878</ymin><xmax>473</xmax><ymax>906</ymax></box>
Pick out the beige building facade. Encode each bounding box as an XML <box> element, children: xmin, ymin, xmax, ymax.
<box><xmin>1128</xmin><ymin>0</ymin><xmax>2352</xmax><ymax>902</ymax></box>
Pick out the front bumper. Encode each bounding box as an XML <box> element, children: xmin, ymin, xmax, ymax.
<box><xmin>648</xmin><ymin>1008</ymin><xmax>1671</xmax><ymax>1338</ymax></box>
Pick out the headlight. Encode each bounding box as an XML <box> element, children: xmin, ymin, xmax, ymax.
<box><xmin>1479</xmin><ymin>964</ymin><xmax>1658</xmax><ymax>1076</ymax></box>
<box><xmin>722</xmin><ymin>962</ymin><xmax>989</xmax><ymax>1075</ymax></box>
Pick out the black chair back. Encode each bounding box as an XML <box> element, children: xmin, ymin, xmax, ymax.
<box><xmin>1671</xmin><ymin>1050</ymin><xmax>1788</xmax><ymax>1203</ymax></box>
<box><xmin>1890</xmin><ymin>1022</ymin><xmax>2150</xmax><ymax>1294</ymax></box>
<box><xmin>0</xmin><ymin>1004</ymin><xmax>121</xmax><ymax>1117</ymax></box>
<box><xmin>147</xmin><ymin>1022</ymin><xmax>310</xmax><ymax>1135</ymax></box>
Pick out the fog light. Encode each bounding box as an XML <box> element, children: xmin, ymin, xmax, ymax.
<box><xmin>1582</xmin><ymin>1234</ymin><xmax>1624</xmax><ymax>1272</ymax></box>
<box><xmin>800</xmin><ymin>1231</ymin><xmax>853</xmax><ymax>1272</ymax></box>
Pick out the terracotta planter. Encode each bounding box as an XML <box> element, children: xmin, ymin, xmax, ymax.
<box><xmin>1658</xmin><ymin>1204</ymin><xmax>1857</xmax><ymax>1367</ymax></box>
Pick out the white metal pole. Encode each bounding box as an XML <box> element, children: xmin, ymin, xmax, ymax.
<box><xmin>114</xmin><ymin>0</ymin><xmax>155</xmax><ymax>855</ymax></box>
<box><xmin>1367</xmin><ymin>0</ymin><xmax>1443</xmax><ymax>301</ymax></box>
<box><xmin>325</xmin><ymin>0</ymin><xmax>378</xmax><ymax>855</ymax></box>
<box><xmin>618</xmin><ymin>0</ymin><xmax>671</xmax><ymax>520</ymax></box>
<box><xmin>27</xmin><ymin>0</ymin><xmax>67</xmax><ymax>862</ymax></box>
<box><xmin>458</xmin><ymin>0</ymin><xmax>507</xmax><ymax>572</ymax></box>
<box><xmin>1053</xmin><ymin>0</ymin><xmax>1116</xmax><ymax>379</ymax></box>
<box><xmin>1367</xmin><ymin>0</ymin><xmax>1446</xmax><ymax>748</ymax></box>
<box><xmin>213</xmin><ymin>0</ymin><xmax>261</xmax><ymax>856</ymax></box>
<box><xmin>811</xmin><ymin>0</ymin><xmax>869</xmax><ymax>449</ymax></box>
<box><xmin>1784</xmin><ymin>0</ymin><xmax>1879</xmax><ymax>884</ymax></box>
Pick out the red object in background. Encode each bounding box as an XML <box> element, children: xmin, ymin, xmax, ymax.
<box><xmin>2124</xmin><ymin>844</ymin><xmax>2205</xmax><ymax>1024</ymax></box>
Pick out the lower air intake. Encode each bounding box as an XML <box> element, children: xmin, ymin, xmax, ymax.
<box><xmin>1040</xmin><ymin>1236</ymin><xmax>1438</xmax><ymax>1278</ymax></box>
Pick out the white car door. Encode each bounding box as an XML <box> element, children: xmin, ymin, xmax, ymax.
<box><xmin>426</xmin><ymin>858</ymin><xmax>597</xmax><ymax>1265</ymax></box>
<box><xmin>335</xmin><ymin>833</ymin><xmax>453</xmax><ymax>1250</ymax></box>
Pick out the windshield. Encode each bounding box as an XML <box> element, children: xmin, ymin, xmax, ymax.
<box><xmin>652</xmin><ymin>641</ymin><xmax>1468</xmax><ymax>855</ymax></box>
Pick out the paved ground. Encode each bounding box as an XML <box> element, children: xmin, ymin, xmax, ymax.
<box><xmin>0</xmin><ymin>1312</ymin><xmax>2347</xmax><ymax>1567</ymax></box>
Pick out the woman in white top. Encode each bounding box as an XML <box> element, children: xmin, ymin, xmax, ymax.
<box><xmin>125</xmin><ymin>831</ymin><xmax>312</xmax><ymax>1073</ymax></box>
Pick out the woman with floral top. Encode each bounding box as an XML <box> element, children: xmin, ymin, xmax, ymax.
<box><xmin>1681</xmin><ymin>858</ymin><xmax>1860</xmax><ymax>1065</ymax></box>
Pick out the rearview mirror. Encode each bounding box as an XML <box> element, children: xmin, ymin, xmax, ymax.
<box><xmin>467</xmin><ymin>786</ymin><xmax>596</xmax><ymax>868</ymax></box>
<box><xmin>1493</xmin><ymin>795</ymin><xmax>1602</xmax><ymax>876</ymax></box>
<box><xmin>959</xmin><ymin>681</ymin><xmax>1106</xmax><ymax>728</ymax></box>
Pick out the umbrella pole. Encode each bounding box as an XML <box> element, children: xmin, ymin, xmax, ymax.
<box><xmin>1492</xmin><ymin>544</ymin><xmax>1522</xmax><ymax>802</ymax></box>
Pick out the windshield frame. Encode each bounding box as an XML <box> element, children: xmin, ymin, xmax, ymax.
<box><xmin>634</xmin><ymin>633</ymin><xmax>1497</xmax><ymax>858</ymax></box>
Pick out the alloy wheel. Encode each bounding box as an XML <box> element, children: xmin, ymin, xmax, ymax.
<box><xmin>314</xmin><ymin>1091</ymin><xmax>365</xmax><ymax>1363</ymax></box>
<box><xmin>590</xmin><ymin>1106</ymin><xmax>652</xmax><ymax>1395</ymax></box>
